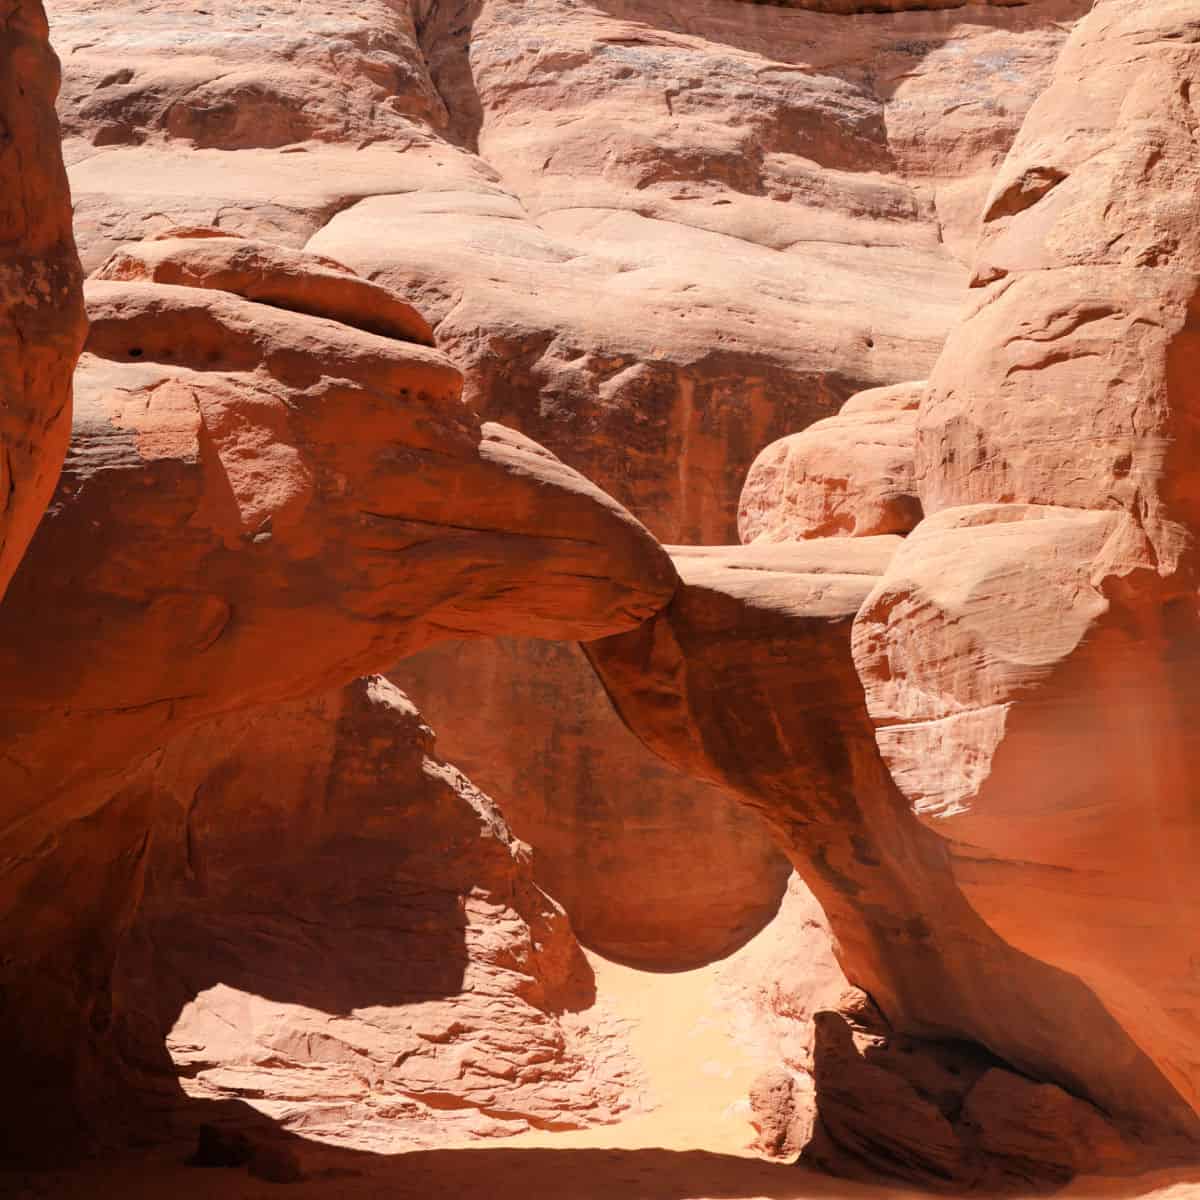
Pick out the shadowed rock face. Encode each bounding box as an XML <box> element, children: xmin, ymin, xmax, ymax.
<box><xmin>11</xmin><ymin>0</ymin><xmax>1200</xmax><ymax>1186</ymax></box>
<box><xmin>0</xmin><ymin>238</ymin><xmax>674</xmax><ymax>1159</ymax></box>
<box><xmin>111</xmin><ymin>676</ymin><xmax>642</xmax><ymax>1152</ymax></box>
<box><xmin>394</xmin><ymin>637</ymin><xmax>793</xmax><ymax>970</ymax></box>
<box><xmin>0</xmin><ymin>0</ymin><xmax>86</xmax><ymax>599</ymax></box>
<box><xmin>585</xmin><ymin>538</ymin><xmax>1200</xmax><ymax>1181</ymax></box>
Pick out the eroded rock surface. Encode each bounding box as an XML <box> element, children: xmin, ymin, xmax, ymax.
<box><xmin>586</xmin><ymin>538</ymin><xmax>1185</xmax><ymax>1182</ymax></box>
<box><xmin>0</xmin><ymin>238</ymin><xmax>672</xmax><ymax>1159</ymax></box>
<box><xmin>12</xmin><ymin>0</ymin><xmax>1198</xmax><ymax>1188</ymax></box>
<box><xmin>853</xmin><ymin>0</ymin><xmax>1200</xmax><ymax>1128</ymax></box>
<box><xmin>112</xmin><ymin>676</ymin><xmax>642</xmax><ymax>1151</ymax></box>
<box><xmin>396</xmin><ymin>637</ymin><xmax>792</xmax><ymax>969</ymax></box>
<box><xmin>42</xmin><ymin>0</ymin><xmax>1088</xmax><ymax>952</ymax></box>
<box><xmin>739</xmin><ymin>382</ymin><xmax>924</xmax><ymax>543</ymax></box>
<box><xmin>0</xmin><ymin>0</ymin><xmax>85</xmax><ymax>599</ymax></box>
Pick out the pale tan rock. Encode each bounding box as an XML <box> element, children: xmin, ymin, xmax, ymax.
<box><xmin>739</xmin><ymin>382</ymin><xmax>924</xmax><ymax>543</ymax></box>
<box><xmin>53</xmin><ymin>0</ymin><xmax>446</xmax><ymax>151</ymax></box>
<box><xmin>47</xmin><ymin>0</ymin><xmax>1087</xmax><ymax>544</ymax></box>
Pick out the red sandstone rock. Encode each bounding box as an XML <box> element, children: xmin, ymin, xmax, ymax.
<box><xmin>961</xmin><ymin>1069</ymin><xmax>1139</xmax><ymax>1182</ymax></box>
<box><xmin>93</xmin><ymin>233</ymin><xmax>435</xmax><ymax>345</ymax></box>
<box><xmin>585</xmin><ymin>538</ymin><xmax>1177</xmax><ymax>1174</ymax></box>
<box><xmin>853</xmin><ymin>0</ymin><xmax>1200</xmax><ymax>1131</ymax></box>
<box><xmin>299</xmin><ymin>0</ymin><xmax>1082</xmax><ymax>972</ymax></box>
<box><xmin>0</xmin><ymin>0</ymin><xmax>85</xmax><ymax>599</ymax></box>
<box><xmin>42</xmin><ymin>0</ymin><xmax>1088</xmax><ymax>1031</ymax></box>
<box><xmin>0</xmin><ymin>244</ymin><xmax>673</xmax><ymax>1159</ymax></box>
<box><xmin>112</xmin><ymin>676</ymin><xmax>641</xmax><ymax>1150</ymax></box>
<box><xmin>806</xmin><ymin>1011</ymin><xmax>968</xmax><ymax>1189</ymax></box>
<box><xmin>394</xmin><ymin>637</ymin><xmax>791</xmax><ymax>970</ymax></box>
<box><xmin>748</xmin><ymin>1068</ymin><xmax>806</xmax><ymax>1161</ymax></box>
<box><xmin>12</xmin><ymin>0</ymin><xmax>1193</xmax><ymax>1186</ymax></box>
<box><xmin>738</xmin><ymin>382</ymin><xmax>924</xmax><ymax>543</ymax></box>
<box><xmin>47</xmin><ymin>0</ymin><xmax>1087</xmax><ymax>543</ymax></box>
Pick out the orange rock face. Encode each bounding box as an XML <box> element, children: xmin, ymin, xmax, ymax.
<box><xmin>853</xmin><ymin>0</ymin><xmax>1200</xmax><ymax>1132</ymax></box>
<box><xmin>396</xmin><ymin>637</ymin><xmax>792</xmax><ymax>969</ymax></box>
<box><xmin>40</xmin><ymin>0</ymin><xmax>1094</xmax><ymax>999</ymax></box>
<box><xmin>739</xmin><ymin>382</ymin><xmax>924</xmax><ymax>543</ymax></box>
<box><xmin>0</xmin><ymin>0</ymin><xmax>85</xmax><ymax>598</ymax></box>
<box><xmin>0</xmin><ymin>240</ymin><xmax>673</xmax><ymax>1158</ymax></box>
<box><xmin>586</xmin><ymin>536</ymin><xmax>1193</xmax><ymax>1177</ymax></box>
<box><xmin>12</xmin><ymin>0</ymin><xmax>1200</xmax><ymax>1188</ymax></box>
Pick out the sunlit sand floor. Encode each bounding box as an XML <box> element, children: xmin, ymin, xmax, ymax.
<box><xmin>8</xmin><ymin>952</ymin><xmax>1200</xmax><ymax>1199</ymax></box>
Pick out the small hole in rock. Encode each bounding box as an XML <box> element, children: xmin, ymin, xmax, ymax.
<box><xmin>128</xmin><ymin>347</ymin><xmax>144</xmax><ymax>358</ymax></box>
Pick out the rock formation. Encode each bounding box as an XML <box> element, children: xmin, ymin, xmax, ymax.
<box><xmin>396</xmin><ymin>638</ymin><xmax>792</xmax><ymax>969</ymax></box>
<box><xmin>43</xmin><ymin>0</ymin><xmax>1089</xmax><ymax>980</ymax></box>
<box><xmin>590</xmin><ymin>0</ymin><xmax>1200</xmax><ymax>1182</ymax></box>
<box><xmin>853</xmin><ymin>0</ymin><xmax>1200</xmax><ymax>1131</ymax></box>
<box><xmin>0</xmin><ymin>236</ymin><xmax>673</xmax><ymax>1159</ymax></box>
<box><xmin>0</xmin><ymin>0</ymin><xmax>85</xmax><ymax>599</ymax></box>
<box><xmin>8</xmin><ymin>0</ymin><xmax>1200</xmax><ymax>1192</ymax></box>
<box><xmin>112</xmin><ymin>675</ymin><xmax>641</xmax><ymax>1152</ymax></box>
<box><xmin>739</xmin><ymin>382</ymin><xmax>924</xmax><ymax>543</ymax></box>
<box><xmin>585</xmin><ymin>538</ymin><xmax>1198</xmax><ymax>1176</ymax></box>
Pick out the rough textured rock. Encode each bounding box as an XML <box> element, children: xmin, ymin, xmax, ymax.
<box><xmin>93</xmin><ymin>233</ymin><xmax>435</xmax><ymax>345</ymax></box>
<box><xmin>0</xmin><ymin>241</ymin><xmax>673</xmax><ymax>1159</ymax></box>
<box><xmin>852</xmin><ymin>0</ymin><xmax>1200</xmax><ymax>1130</ymax></box>
<box><xmin>739</xmin><ymin>382</ymin><xmax>924</xmax><ymax>543</ymax></box>
<box><xmin>0</xmin><ymin>0</ymin><xmax>85</xmax><ymax>599</ymax></box>
<box><xmin>43</xmin><ymin>0</ymin><xmax>1092</xmax><ymax>1011</ymax></box>
<box><xmin>19</xmin><ymin>0</ymin><xmax>1200</xmax><ymax>1186</ymax></box>
<box><xmin>586</xmin><ymin>538</ymin><xmax>1186</xmax><ymax>1179</ymax></box>
<box><xmin>50</xmin><ymin>0</ymin><xmax>1090</xmax><ymax>522</ymax></box>
<box><xmin>112</xmin><ymin>676</ymin><xmax>641</xmax><ymax>1151</ymax></box>
<box><xmin>350</xmin><ymin>0</ymin><xmax>1084</xmax><ymax>958</ymax></box>
<box><xmin>395</xmin><ymin>637</ymin><xmax>791</xmax><ymax>970</ymax></box>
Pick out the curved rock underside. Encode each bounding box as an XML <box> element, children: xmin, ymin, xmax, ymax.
<box><xmin>585</xmin><ymin>539</ymin><xmax>1198</xmax><ymax>1186</ymax></box>
<box><xmin>6</xmin><ymin>0</ymin><xmax>1200</xmax><ymax>1192</ymax></box>
<box><xmin>395</xmin><ymin>637</ymin><xmax>794</xmax><ymax>969</ymax></box>
<box><xmin>0</xmin><ymin>0</ymin><xmax>85</xmax><ymax>599</ymax></box>
<box><xmin>41</xmin><ymin>0</ymin><xmax>1090</xmax><ymax>976</ymax></box>
<box><xmin>0</xmin><ymin>235</ymin><xmax>673</xmax><ymax>1158</ymax></box>
<box><xmin>854</xmin><ymin>0</ymin><xmax>1200</xmax><ymax>1130</ymax></box>
<box><xmin>591</xmin><ymin>0</ymin><xmax>1200</xmax><ymax>1184</ymax></box>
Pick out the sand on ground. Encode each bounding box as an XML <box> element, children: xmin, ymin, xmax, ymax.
<box><xmin>6</xmin><ymin>946</ymin><xmax>1200</xmax><ymax>1198</ymax></box>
